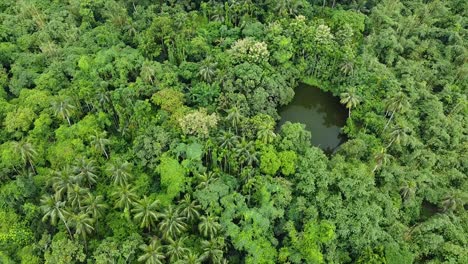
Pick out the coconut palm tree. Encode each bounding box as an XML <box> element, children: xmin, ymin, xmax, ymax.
<box><xmin>200</xmin><ymin>238</ymin><xmax>224</xmax><ymax>264</ymax></box>
<box><xmin>175</xmin><ymin>252</ymin><xmax>202</xmax><ymax>264</ymax></box>
<box><xmin>68</xmin><ymin>184</ymin><xmax>87</xmax><ymax>209</ymax></box>
<box><xmin>83</xmin><ymin>193</ymin><xmax>107</xmax><ymax>232</ymax></box>
<box><xmin>52</xmin><ymin>97</ymin><xmax>75</xmax><ymax>126</ymax></box>
<box><xmin>52</xmin><ymin>166</ymin><xmax>79</xmax><ymax>200</ymax></box>
<box><xmin>226</xmin><ymin>106</ymin><xmax>242</xmax><ymax>133</ymax></box>
<box><xmin>12</xmin><ymin>141</ymin><xmax>37</xmax><ymax>173</ymax></box>
<box><xmin>387</xmin><ymin>125</ymin><xmax>409</xmax><ymax>148</ymax></box>
<box><xmin>40</xmin><ymin>194</ymin><xmax>72</xmax><ymax>238</ymax></box>
<box><xmin>384</xmin><ymin>92</ymin><xmax>409</xmax><ymax>130</ymax></box>
<box><xmin>218</xmin><ymin>130</ymin><xmax>239</xmax><ymax>151</ymax></box>
<box><xmin>71</xmin><ymin>212</ymin><xmax>94</xmax><ymax>243</ymax></box>
<box><xmin>178</xmin><ymin>194</ymin><xmax>201</xmax><ymax>222</ymax></box>
<box><xmin>166</xmin><ymin>236</ymin><xmax>191</xmax><ymax>262</ymax></box>
<box><xmin>198</xmin><ymin>61</ymin><xmax>217</xmax><ymax>83</ymax></box>
<box><xmin>198</xmin><ymin>215</ymin><xmax>221</xmax><ymax>239</ymax></box>
<box><xmin>340</xmin><ymin>88</ymin><xmax>361</xmax><ymax>118</ymax></box>
<box><xmin>196</xmin><ymin>171</ymin><xmax>219</xmax><ymax>190</ymax></box>
<box><xmin>257</xmin><ymin>126</ymin><xmax>276</xmax><ymax>144</ymax></box>
<box><xmin>236</xmin><ymin>137</ymin><xmax>258</xmax><ymax>168</ymax></box>
<box><xmin>138</xmin><ymin>239</ymin><xmax>165</xmax><ymax>264</ymax></box>
<box><xmin>400</xmin><ymin>181</ymin><xmax>416</xmax><ymax>203</ymax></box>
<box><xmin>140</xmin><ymin>61</ymin><xmax>156</xmax><ymax>84</ymax></box>
<box><xmin>158</xmin><ymin>205</ymin><xmax>187</xmax><ymax>240</ymax></box>
<box><xmin>73</xmin><ymin>158</ymin><xmax>97</xmax><ymax>187</ymax></box>
<box><xmin>440</xmin><ymin>191</ymin><xmax>466</xmax><ymax>212</ymax></box>
<box><xmin>132</xmin><ymin>196</ymin><xmax>161</xmax><ymax>231</ymax></box>
<box><xmin>106</xmin><ymin>161</ymin><xmax>132</xmax><ymax>186</ymax></box>
<box><xmin>90</xmin><ymin>131</ymin><xmax>110</xmax><ymax>159</ymax></box>
<box><xmin>112</xmin><ymin>184</ymin><xmax>138</xmax><ymax>211</ymax></box>
<box><xmin>372</xmin><ymin>148</ymin><xmax>392</xmax><ymax>172</ymax></box>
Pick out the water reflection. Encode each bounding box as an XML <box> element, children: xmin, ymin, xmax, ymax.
<box><xmin>278</xmin><ymin>84</ymin><xmax>348</xmax><ymax>154</ymax></box>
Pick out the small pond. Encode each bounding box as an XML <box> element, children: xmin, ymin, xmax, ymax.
<box><xmin>278</xmin><ymin>84</ymin><xmax>348</xmax><ymax>154</ymax></box>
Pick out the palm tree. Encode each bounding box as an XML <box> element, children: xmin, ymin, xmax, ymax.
<box><xmin>340</xmin><ymin>88</ymin><xmax>361</xmax><ymax>118</ymax></box>
<box><xmin>372</xmin><ymin>148</ymin><xmax>392</xmax><ymax>172</ymax></box>
<box><xmin>226</xmin><ymin>106</ymin><xmax>242</xmax><ymax>133</ymax></box>
<box><xmin>52</xmin><ymin>97</ymin><xmax>75</xmax><ymax>126</ymax></box>
<box><xmin>440</xmin><ymin>191</ymin><xmax>466</xmax><ymax>212</ymax></box>
<box><xmin>52</xmin><ymin>166</ymin><xmax>79</xmax><ymax>200</ymax></box>
<box><xmin>257</xmin><ymin>126</ymin><xmax>276</xmax><ymax>144</ymax></box>
<box><xmin>198</xmin><ymin>61</ymin><xmax>217</xmax><ymax>83</ymax></box>
<box><xmin>106</xmin><ymin>161</ymin><xmax>132</xmax><ymax>186</ymax></box>
<box><xmin>178</xmin><ymin>194</ymin><xmax>201</xmax><ymax>222</ymax></box>
<box><xmin>218</xmin><ymin>130</ymin><xmax>239</xmax><ymax>151</ymax></box>
<box><xmin>71</xmin><ymin>212</ymin><xmax>94</xmax><ymax>243</ymax></box>
<box><xmin>158</xmin><ymin>205</ymin><xmax>187</xmax><ymax>240</ymax></box>
<box><xmin>138</xmin><ymin>239</ymin><xmax>165</xmax><ymax>264</ymax></box>
<box><xmin>166</xmin><ymin>236</ymin><xmax>190</xmax><ymax>262</ymax></box>
<box><xmin>73</xmin><ymin>158</ymin><xmax>97</xmax><ymax>187</ymax></box>
<box><xmin>400</xmin><ymin>181</ymin><xmax>416</xmax><ymax>203</ymax></box>
<box><xmin>132</xmin><ymin>196</ymin><xmax>161</xmax><ymax>231</ymax></box>
<box><xmin>112</xmin><ymin>184</ymin><xmax>138</xmax><ymax>211</ymax></box>
<box><xmin>198</xmin><ymin>215</ymin><xmax>221</xmax><ymax>239</ymax></box>
<box><xmin>140</xmin><ymin>61</ymin><xmax>156</xmax><ymax>84</ymax></box>
<box><xmin>12</xmin><ymin>141</ymin><xmax>37</xmax><ymax>173</ymax></box>
<box><xmin>387</xmin><ymin>125</ymin><xmax>409</xmax><ymax>148</ymax></box>
<box><xmin>340</xmin><ymin>60</ymin><xmax>355</xmax><ymax>76</ymax></box>
<box><xmin>236</xmin><ymin>138</ymin><xmax>258</xmax><ymax>168</ymax></box>
<box><xmin>68</xmin><ymin>184</ymin><xmax>87</xmax><ymax>209</ymax></box>
<box><xmin>90</xmin><ymin>131</ymin><xmax>110</xmax><ymax>159</ymax></box>
<box><xmin>196</xmin><ymin>171</ymin><xmax>218</xmax><ymax>190</ymax></box>
<box><xmin>200</xmin><ymin>238</ymin><xmax>224</xmax><ymax>264</ymax></box>
<box><xmin>175</xmin><ymin>252</ymin><xmax>202</xmax><ymax>264</ymax></box>
<box><xmin>384</xmin><ymin>92</ymin><xmax>409</xmax><ymax>130</ymax></box>
<box><xmin>40</xmin><ymin>194</ymin><xmax>72</xmax><ymax>238</ymax></box>
<box><xmin>83</xmin><ymin>194</ymin><xmax>107</xmax><ymax>232</ymax></box>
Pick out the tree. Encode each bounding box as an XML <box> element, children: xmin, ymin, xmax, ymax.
<box><xmin>158</xmin><ymin>205</ymin><xmax>187</xmax><ymax>240</ymax></box>
<box><xmin>226</xmin><ymin>106</ymin><xmax>242</xmax><ymax>133</ymax></box>
<box><xmin>198</xmin><ymin>215</ymin><xmax>221</xmax><ymax>239</ymax></box>
<box><xmin>71</xmin><ymin>212</ymin><xmax>94</xmax><ymax>243</ymax></box>
<box><xmin>52</xmin><ymin>97</ymin><xmax>75</xmax><ymax>126</ymax></box>
<box><xmin>387</xmin><ymin>125</ymin><xmax>409</xmax><ymax>148</ymax></box>
<box><xmin>384</xmin><ymin>92</ymin><xmax>409</xmax><ymax>130</ymax></box>
<box><xmin>372</xmin><ymin>148</ymin><xmax>392</xmax><ymax>172</ymax></box>
<box><xmin>178</xmin><ymin>194</ymin><xmax>201</xmax><ymax>222</ymax></box>
<box><xmin>67</xmin><ymin>184</ymin><xmax>87</xmax><ymax>209</ymax></box>
<box><xmin>340</xmin><ymin>87</ymin><xmax>361</xmax><ymax>117</ymax></box>
<box><xmin>200</xmin><ymin>238</ymin><xmax>224</xmax><ymax>264</ymax></box>
<box><xmin>112</xmin><ymin>184</ymin><xmax>138</xmax><ymax>211</ymax></box>
<box><xmin>400</xmin><ymin>181</ymin><xmax>416</xmax><ymax>203</ymax></box>
<box><xmin>236</xmin><ymin>137</ymin><xmax>258</xmax><ymax>168</ymax></box>
<box><xmin>52</xmin><ymin>166</ymin><xmax>79</xmax><ymax>201</ymax></box>
<box><xmin>83</xmin><ymin>194</ymin><xmax>107</xmax><ymax>230</ymax></box>
<box><xmin>106</xmin><ymin>161</ymin><xmax>132</xmax><ymax>186</ymax></box>
<box><xmin>12</xmin><ymin>141</ymin><xmax>37</xmax><ymax>173</ymax></box>
<box><xmin>178</xmin><ymin>109</ymin><xmax>219</xmax><ymax>138</ymax></box>
<box><xmin>73</xmin><ymin>158</ymin><xmax>97</xmax><ymax>187</ymax></box>
<box><xmin>138</xmin><ymin>239</ymin><xmax>165</xmax><ymax>264</ymax></box>
<box><xmin>166</xmin><ymin>236</ymin><xmax>190</xmax><ymax>262</ymax></box>
<box><xmin>198</xmin><ymin>61</ymin><xmax>217</xmax><ymax>83</ymax></box>
<box><xmin>132</xmin><ymin>196</ymin><xmax>160</xmax><ymax>230</ymax></box>
<box><xmin>440</xmin><ymin>191</ymin><xmax>466</xmax><ymax>212</ymax></box>
<box><xmin>90</xmin><ymin>131</ymin><xmax>111</xmax><ymax>159</ymax></box>
<box><xmin>40</xmin><ymin>194</ymin><xmax>72</xmax><ymax>238</ymax></box>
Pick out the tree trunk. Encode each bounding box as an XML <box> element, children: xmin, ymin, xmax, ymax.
<box><xmin>384</xmin><ymin>111</ymin><xmax>395</xmax><ymax>131</ymax></box>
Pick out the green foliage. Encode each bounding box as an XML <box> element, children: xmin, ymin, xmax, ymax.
<box><xmin>0</xmin><ymin>1</ymin><xmax>465</xmax><ymax>263</ymax></box>
<box><xmin>157</xmin><ymin>155</ymin><xmax>186</xmax><ymax>204</ymax></box>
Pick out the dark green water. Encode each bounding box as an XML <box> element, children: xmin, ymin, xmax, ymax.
<box><xmin>278</xmin><ymin>84</ymin><xmax>347</xmax><ymax>153</ymax></box>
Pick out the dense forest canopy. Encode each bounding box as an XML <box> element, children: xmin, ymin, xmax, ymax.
<box><xmin>0</xmin><ymin>0</ymin><xmax>466</xmax><ymax>263</ymax></box>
